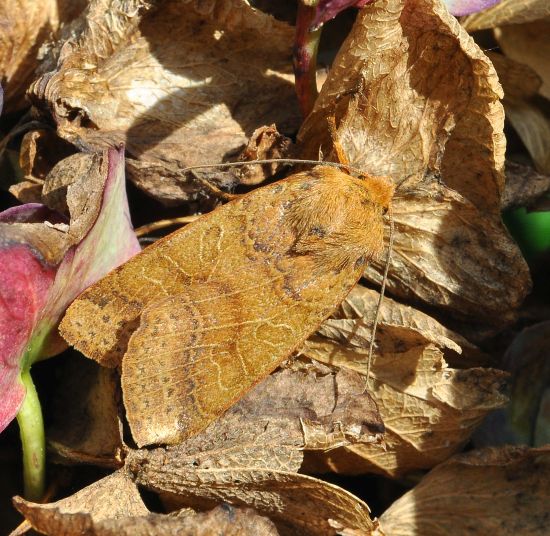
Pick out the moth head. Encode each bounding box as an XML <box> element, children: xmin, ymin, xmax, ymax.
<box><xmin>359</xmin><ymin>173</ymin><xmax>395</xmax><ymax>214</ymax></box>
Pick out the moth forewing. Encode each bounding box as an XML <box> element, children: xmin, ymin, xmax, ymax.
<box><xmin>60</xmin><ymin>166</ymin><xmax>394</xmax><ymax>446</ymax></box>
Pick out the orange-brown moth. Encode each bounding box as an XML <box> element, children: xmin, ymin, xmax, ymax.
<box><xmin>60</xmin><ymin>165</ymin><xmax>394</xmax><ymax>447</ymax></box>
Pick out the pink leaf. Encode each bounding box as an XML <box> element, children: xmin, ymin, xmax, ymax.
<box><xmin>0</xmin><ymin>244</ymin><xmax>56</xmax><ymax>432</ymax></box>
<box><xmin>0</xmin><ymin>147</ymin><xmax>140</xmax><ymax>432</ymax></box>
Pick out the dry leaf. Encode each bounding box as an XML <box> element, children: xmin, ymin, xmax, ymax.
<box><xmin>15</xmin><ymin>499</ymin><xmax>278</xmax><ymax>536</ymax></box>
<box><xmin>299</xmin><ymin>0</ymin><xmax>505</xmax><ymax>213</ymax></box>
<box><xmin>303</xmin><ymin>294</ymin><xmax>509</xmax><ymax>476</ymax></box>
<box><xmin>14</xmin><ymin>471</ymin><xmax>149</xmax><ymax>534</ymax></box>
<box><xmin>505</xmin><ymin>102</ymin><xmax>550</xmax><ymax>174</ymax></box>
<box><xmin>365</xmin><ymin>183</ymin><xmax>528</xmax><ymax>323</ymax></box>
<box><xmin>488</xmin><ymin>52</ymin><xmax>542</xmax><ymax>101</ymax></box>
<box><xmin>60</xmin><ymin>167</ymin><xmax>393</xmax><ymax>446</ymax></box>
<box><xmin>19</xmin><ymin>130</ymin><xmax>76</xmax><ymax>181</ymax></box>
<box><xmin>29</xmin><ymin>0</ymin><xmax>300</xmax><ymax>204</ymax></box>
<box><xmin>47</xmin><ymin>355</ymin><xmax>123</xmax><ymax>467</ymax></box>
<box><xmin>316</xmin><ymin>284</ymin><xmax>476</xmax><ymax>358</ymax></box>
<box><xmin>0</xmin><ymin>0</ymin><xmax>86</xmax><ymax>111</ymax></box>
<box><xmin>236</xmin><ymin>125</ymin><xmax>294</xmax><ymax>186</ymax></box>
<box><xmin>378</xmin><ymin>446</ymin><xmax>550</xmax><ymax>536</ymax></box>
<box><xmin>127</xmin><ymin>450</ymin><xmax>376</xmax><ymax>536</ymax></box>
<box><xmin>462</xmin><ymin>0</ymin><xmax>550</xmax><ymax>31</ymax></box>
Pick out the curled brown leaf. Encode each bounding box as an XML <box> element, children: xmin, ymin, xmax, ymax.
<box><xmin>378</xmin><ymin>446</ymin><xmax>550</xmax><ymax>536</ymax></box>
<box><xmin>29</xmin><ymin>0</ymin><xmax>299</xmax><ymax>204</ymax></box>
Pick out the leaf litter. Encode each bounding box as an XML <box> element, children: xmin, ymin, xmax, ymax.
<box><xmin>1</xmin><ymin>0</ymin><xmax>549</xmax><ymax>534</ymax></box>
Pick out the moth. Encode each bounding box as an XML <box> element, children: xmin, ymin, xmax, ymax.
<box><xmin>60</xmin><ymin>164</ymin><xmax>394</xmax><ymax>447</ymax></box>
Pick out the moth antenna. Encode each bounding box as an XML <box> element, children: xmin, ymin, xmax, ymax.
<box><xmin>365</xmin><ymin>208</ymin><xmax>395</xmax><ymax>391</ymax></box>
<box><xmin>178</xmin><ymin>159</ymin><xmax>368</xmax><ymax>178</ymax></box>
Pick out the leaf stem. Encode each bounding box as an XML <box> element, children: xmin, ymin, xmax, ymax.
<box><xmin>294</xmin><ymin>1</ymin><xmax>322</xmax><ymax>118</ymax></box>
<box><xmin>16</xmin><ymin>369</ymin><xmax>45</xmax><ymax>502</ymax></box>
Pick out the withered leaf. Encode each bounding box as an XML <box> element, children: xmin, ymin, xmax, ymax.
<box><xmin>236</xmin><ymin>125</ymin><xmax>295</xmax><ymax>186</ymax></box>
<box><xmin>30</xmin><ymin>0</ymin><xmax>299</xmax><ymax>204</ymax></box>
<box><xmin>378</xmin><ymin>446</ymin><xmax>550</xmax><ymax>535</ymax></box>
<box><xmin>0</xmin><ymin>0</ymin><xmax>86</xmax><ymax>111</ymax></box>
<box><xmin>60</xmin><ymin>167</ymin><xmax>393</xmax><ymax>446</ymax></box>
<box><xmin>14</xmin><ymin>471</ymin><xmax>149</xmax><ymax>535</ymax></box>
<box><xmin>462</xmin><ymin>0</ymin><xmax>550</xmax><ymax>31</ymax></box>
<box><xmin>127</xmin><ymin>450</ymin><xmax>376</xmax><ymax>536</ymax></box>
<box><xmin>298</xmin><ymin>0</ymin><xmax>505</xmax><ymax>213</ymax></box>
<box><xmin>16</xmin><ymin>498</ymin><xmax>278</xmax><ymax>536</ymax></box>
<box><xmin>295</xmin><ymin>0</ymin><xmax>528</xmax><ymax>323</ymax></box>
<box><xmin>365</xmin><ymin>183</ymin><xmax>529</xmax><ymax>323</ymax></box>
<box><xmin>316</xmin><ymin>284</ymin><xmax>475</xmax><ymax>357</ymax></box>
<box><xmin>304</xmin><ymin>301</ymin><xmax>509</xmax><ymax>476</ymax></box>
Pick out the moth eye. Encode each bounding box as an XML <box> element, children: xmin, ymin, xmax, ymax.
<box><xmin>382</xmin><ymin>207</ymin><xmax>389</xmax><ymax>215</ymax></box>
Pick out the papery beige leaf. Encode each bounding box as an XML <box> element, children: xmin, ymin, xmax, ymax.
<box><xmin>5</xmin><ymin>151</ymin><xmax>123</xmax><ymax>266</ymax></box>
<box><xmin>462</xmin><ymin>0</ymin><xmax>550</xmax><ymax>31</ymax></box>
<box><xmin>19</xmin><ymin>129</ymin><xmax>77</xmax><ymax>183</ymax></box>
<box><xmin>298</xmin><ymin>0</ymin><xmax>505</xmax><ymax>213</ymax></box>
<box><xmin>14</xmin><ymin>471</ymin><xmax>148</xmax><ymax>535</ymax></box>
<box><xmin>15</xmin><ymin>499</ymin><xmax>278</xmax><ymax>536</ymax></box>
<box><xmin>127</xmin><ymin>448</ymin><xmax>376</xmax><ymax>536</ymax></box>
<box><xmin>378</xmin><ymin>446</ymin><xmax>550</xmax><ymax>536</ymax></box>
<box><xmin>47</xmin><ymin>356</ymin><xmax>123</xmax><ymax>467</ymax></box>
<box><xmin>29</xmin><ymin>0</ymin><xmax>299</xmax><ymax>204</ymax></box>
<box><xmin>317</xmin><ymin>284</ymin><xmax>476</xmax><ymax>357</ymax></box>
<box><xmin>0</xmin><ymin>0</ymin><xmax>86</xmax><ymax>111</ymax></box>
<box><xmin>211</xmin><ymin>364</ymin><xmax>383</xmax><ymax>457</ymax></box>
<box><xmin>487</xmin><ymin>52</ymin><xmax>542</xmax><ymax>100</ymax></box>
<box><xmin>8</xmin><ymin>180</ymin><xmax>43</xmax><ymax>204</ymax></box>
<box><xmin>303</xmin><ymin>333</ymin><xmax>508</xmax><ymax>476</ymax></box>
<box><xmin>365</xmin><ymin>183</ymin><xmax>529</xmax><ymax>323</ymax></box>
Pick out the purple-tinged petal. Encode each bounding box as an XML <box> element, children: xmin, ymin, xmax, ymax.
<box><xmin>444</xmin><ymin>0</ymin><xmax>501</xmax><ymax>16</ymax></box>
<box><xmin>310</xmin><ymin>0</ymin><xmax>373</xmax><ymax>29</ymax></box>
<box><xmin>0</xmin><ymin>204</ymin><xmax>66</xmax><ymax>224</ymax></box>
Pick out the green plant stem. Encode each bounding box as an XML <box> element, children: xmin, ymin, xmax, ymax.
<box><xmin>294</xmin><ymin>1</ymin><xmax>322</xmax><ymax>118</ymax></box>
<box><xmin>16</xmin><ymin>369</ymin><xmax>45</xmax><ymax>502</ymax></box>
